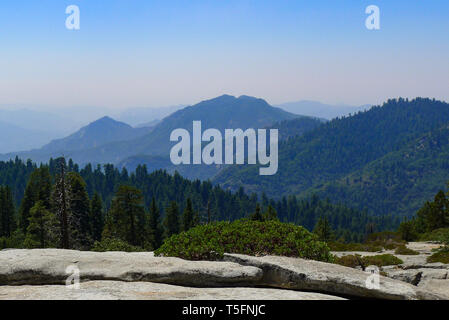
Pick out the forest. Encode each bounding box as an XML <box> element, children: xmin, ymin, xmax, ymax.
<box><xmin>0</xmin><ymin>157</ymin><xmax>399</xmax><ymax>250</ymax></box>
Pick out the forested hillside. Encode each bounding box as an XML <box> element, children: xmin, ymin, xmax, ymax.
<box><xmin>214</xmin><ymin>98</ymin><xmax>449</xmax><ymax>217</ymax></box>
<box><xmin>306</xmin><ymin>124</ymin><xmax>449</xmax><ymax>217</ymax></box>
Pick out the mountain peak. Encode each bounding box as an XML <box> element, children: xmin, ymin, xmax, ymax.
<box><xmin>92</xmin><ymin>116</ymin><xmax>119</xmax><ymax>124</ymax></box>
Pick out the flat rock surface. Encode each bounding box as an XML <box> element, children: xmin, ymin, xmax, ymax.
<box><xmin>223</xmin><ymin>254</ymin><xmax>442</xmax><ymax>300</ymax></box>
<box><xmin>0</xmin><ymin>281</ymin><xmax>345</xmax><ymax>300</ymax></box>
<box><xmin>0</xmin><ymin>249</ymin><xmax>262</xmax><ymax>287</ymax></box>
<box><xmin>419</xmin><ymin>279</ymin><xmax>449</xmax><ymax>299</ymax></box>
<box><xmin>0</xmin><ymin>247</ymin><xmax>446</xmax><ymax>300</ymax></box>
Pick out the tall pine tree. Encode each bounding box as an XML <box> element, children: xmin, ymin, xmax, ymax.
<box><xmin>103</xmin><ymin>185</ymin><xmax>147</xmax><ymax>247</ymax></box>
<box><xmin>90</xmin><ymin>193</ymin><xmax>104</xmax><ymax>242</ymax></box>
<box><xmin>24</xmin><ymin>201</ymin><xmax>58</xmax><ymax>248</ymax></box>
<box><xmin>68</xmin><ymin>172</ymin><xmax>92</xmax><ymax>250</ymax></box>
<box><xmin>148</xmin><ymin>197</ymin><xmax>163</xmax><ymax>250</ymax></box>
<box><xmin>164</xmin><ymin>201</ymin><xmax>180</xmax><ymax>239</ymax></box>
<box><xmin>0</xmin><ymin>186</ymin><xmax>16</xmax><ymax>237</ymax></box>
<box><xmin>182</xmin><ymin>198</ymin><xmax>195</xmax><ymax>231</ymax></box>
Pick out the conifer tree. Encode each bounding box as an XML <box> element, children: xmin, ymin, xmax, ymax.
<box><xmin>52</xmin><ymin>158</ymin><xmax>71</xmax><ymax>249</ymax></box>
<box><xmin>68</xmin><ymin>172</ymin><xmax>92</xmax><ymax>249</ymax></box>
<box><xmin>163</xmin><ymin>201</ymin><xmax>180</xmax><ymax>239</ymax></box>
<box><xmin>313</xmin><ymin>216</ymin><xmax>334</xmax><ymax>242</ymax></box>
<box><xmin>19</xmin><ymin>166</ymin><xmax>52</xmax><ymax>232</ymax></box>
<box><xmin>90</xmin><ymin>193</ymin><xmax>104</xmax><ymax>242</ymax></box>
<box><xmin>250</xmin><ymin>204</ymin><xmax>263</xmax><ymax>221</ymax></box>
<box><xmin>148</xmin><ymin>197</ymin><xmax>163</xmax><ymax>249</ymax></box>
<box><xmin>24</xmin><ymin>201</ymin><xmax>58</xmax><ymax>248</ymax></box>
<box><xmin>0</xmin><ymin>186</ymin><xmax>16</xmax><ymax>237</ymax></box>
<box><xmin>182</xmin><ymin>198</ymin><xmax>195</xmax><ymax>231</ymax></box>
<box><xmin>103</xmin><ymin>185</ymin><xmax>146</xmax><ymax>247</ymax></box>
<box><xmin>263</xmin><ymin>204</ymin><xmax>278</xmax><ymax>221</ymax></box>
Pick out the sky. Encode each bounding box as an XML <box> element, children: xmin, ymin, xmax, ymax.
<box><xmin>0</xmin><ymin>0</ymin><xmax>448</xmax><ymax>110</ymax></box>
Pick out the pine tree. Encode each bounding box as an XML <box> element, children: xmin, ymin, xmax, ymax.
<box><xmin>163</xmin><ymin>201</ymin><xmax>180</xmax><ymax>239</ymax></box>
<box><xmin>182</xmin><ymin>198</ymin><xmax>194</xmax><ymax>231</ymax></box>
<box><xmin>0</xmin><ymin>186</ymin><xmax>16</xmax><ymax>237</ymax></box>
<box><xmin>24</xmin><ymin>201</ymin><xmax>58</xmax><ymax>248</ymax></box>
<box><xmin>313</xmin><ymin>216</ymin><xmax>334</xmax><ymax>242</ymax></box>
<box><xmin>103</xmin><ymin>185</ymin><xmax>146</xmax><ymax>247</ymax></box>
<box><xmin>52</xmin><ymin>158</ymin><xmax>71</xmax><ymax>249</ymax></box>
<box><xmin>90</xmin><ymin>193</ymin><xmax>104</xmax><ymax>242</ymax></box>
<box><xmin>263</xmin><ymin>204</ymin><xmax>278</xmax><ymax>221</ymax></box>
<box><xmin>68</xmin><ymin>172</ymin><xmax>92</xmax><ymax>249</ymax></box>
<box><xmin>250</xmin><ymin>204</ymin><xmax>263</xmax><ymax>221</ymax></box>
<box><xmin>148</xmin><ymin>197</ymin><xmax>163</xmax><ymax>249</ymax></box>
<box><xmin>19</xmin><ymin>166</ymin><xmax>52</xmax><ymax>232</ymax></box>
<box><xmin>206</xmin><ymin>200</ymin><xmax>211</xmax><ymax>224</ymax></box>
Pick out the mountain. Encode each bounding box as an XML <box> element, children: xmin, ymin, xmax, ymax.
<box><xmin>214</xmin><ymin>98</ymin><xmax>449</xmax><ymax>217</ymax></box>
<box><xmin>266</xmin><ymin>117</ymin><xmax>326</xmax><ymax>141</ymax></box>
<box><xmin>277</xmin><ymin>100</ymin><xmax>371</xmax><ymax>120</ymax></box>
<box><xmin>1</xmin><ymin>95</ymin><xmax>306</xmax><ymax>168</ymax></box>
<box><xmin>116</xmin><ymin>105</ymin><xmax>185</xmax><ymax>127</ymax></box>
<box><xmin>0</xmin><ymin>121</ymin><xmax>58</xmax><ymax>153</ymax></box>
<box><xmin>0</xmin><ymin>117</ymin><xmax>152</xmax><ymax>163</ymax></box>
<box><xmin>39</xmin><ymin>116</ymin><xmax>152</xmax><ymax>153</ymax></box>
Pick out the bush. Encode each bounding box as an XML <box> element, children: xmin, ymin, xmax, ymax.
<box><xmin>366</xmin><ymin>231</ymin><xmax>402</xmax><ymax>242</ymax></box>
<box><xmin>0</xmin><ymin>230</ymin><xmax>25</xmax><ymax>249</ymax></box>
<box><xmin>363</xmin><ymin>254</ymin><xmax>403</xmax><ymax>267</ymax></box>
<box><xmin>91</xmin><ymin>238</ymin><xmax>144</xmax><ymax>252</ymax></box>
<box><xmin>427</xmin><ymin>247</ymin><xmax>449</xmax><ymax>264</ymax></box>
<box><xmin>419</xmin><ymin>228</ymin><xmax>449</xmax><ymax>244</ymax></box>
<box><xmin>394</xmin><ymin>245</ymin><xmax>419</xmax><ymax>255</ymax></box>
<box><xmin>334</xmin><ymin>254</ymin><xmax>364</xmax><ymax>268</ymax></box>
<box><xmin>328</xmin><ymin>242</ymin><xmax>383</xmax><ymax>252</ymax></box>
<box><xmin>335</xmin><ymin>254</ymin><xmax>403</xmax><ymax>269</ymax></box>
<box><xmin>155</xmin><ymin>219</ymin><xmax>333</xmax><ymax>262</ymax></box>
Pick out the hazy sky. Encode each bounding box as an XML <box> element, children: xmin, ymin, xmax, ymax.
<box><xmin>1</xmin><ymin>0</ymin><xmax>448</xmax><ymax>109</ymax></box>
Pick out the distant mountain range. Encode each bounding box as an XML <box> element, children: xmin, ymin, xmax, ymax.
<box><xmin>0</xmin><ymin>95</ymin><xmax>311</xmax><ymax>167</ymax></box>
<box><xmin>277</xmin><ymin>100</ymin><xmax>371</xmax><ymax>120</ymax></box>
<box><xmin>38</xmin><ymin>116</ymin><xmax>153</xmax><ymax>154</ymax></box>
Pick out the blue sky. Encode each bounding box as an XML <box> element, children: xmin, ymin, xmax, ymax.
<box><xmin>0</xmin><ymin>0</ymin><xmax>448</xmax><ymax>109</ymax></box>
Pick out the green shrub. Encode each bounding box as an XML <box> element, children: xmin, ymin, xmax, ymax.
<box><xmin>328</xmin><ymin>242</ymin><xmax>382</xmax><ymax>252</ymax></box>
<box><xmin>335</xmin><ymin>254</ymin><xmax>403</xmax><ymax>269</ymax></box>
<box><xmin>91</xmin><ymin>237</ymin><xmax>144</xmax><ymax>252</ymax></box>
<box><xmin>334</xmin><ymin>254</ymin><xmax>364</xmax><ymax>268</ymax></box>
<box><xmin>363</xmin><ymin>254</ymin><xmax>403</xmax><ymax>267</ymax></box>
<box><xmin>420</xmin><ymin>228</ymin><xmax>449</xmax><ymax>244</ymax></box>
<box><xmin>394</xmin><ymin>245</ymin><xmax>419</xmax><ymax>255</ymax></box>
<box><xmin>366</xmin><ymin>231</ymin><xmax>401</xmax><ymax>242</ymax></box>
<box><xmin>0</xmin><ymin>230</ymin><xmax>25</xmax><ymax>249</ymax></box>
<box><xmin>427</xmin><ymin>247</ymin><xmax>449</xmax><ymax>264</ymax></box>
<box><xmin>155</xmin><ymin>219</ymin><xmax>333</xmax><ymax>262</ymax></box>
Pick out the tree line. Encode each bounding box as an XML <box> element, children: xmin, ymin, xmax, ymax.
<box><xmin>0</xmin><ymin>157</ymin><xmax>396</xmax><ymax>249</ymax></box>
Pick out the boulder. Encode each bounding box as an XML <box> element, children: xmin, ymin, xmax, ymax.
<box><xmin>0</xmin><ymin>281</ymin><xmax>345</xmax><ymax>300</ymax></box>
<box><xmin>0</xmin><ymin>249</ymin><xmax>262</xmax><ymax>287</ymax></box>
<box><xmin>223</xmin><ymin>254</ymin><xmax>443</xmax><ymax>300</ymax></box>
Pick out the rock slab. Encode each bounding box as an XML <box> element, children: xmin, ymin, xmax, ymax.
<box><xmin>0</xmin><ymin>281</ymin><xmax>345</xmax><ymax>300</ymax></box>
<box><xmin>223</xmin><ymin>254</ymin><xmax>443</xmax><ymax>300</ymax></box>
<box><xmin>0</xmin><ymin>249</ymin><xmax>262</xmax><ymax>287</ymax></box>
